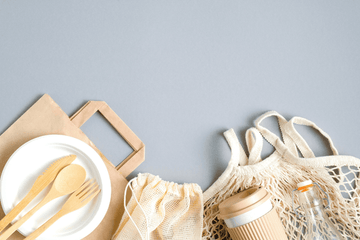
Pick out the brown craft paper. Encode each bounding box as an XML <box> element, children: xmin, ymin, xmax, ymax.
<box><xmin>0</xmin><ymin>94</ymin><xmax>145</xmax><ymax>240</ymax></box>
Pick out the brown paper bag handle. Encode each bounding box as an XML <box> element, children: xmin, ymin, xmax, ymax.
<box><xmin>70</xmin><ymin>101</ymin><xmax>145</xmax><ymax>178</ymax></box>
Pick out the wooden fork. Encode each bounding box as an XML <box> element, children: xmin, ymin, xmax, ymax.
<box><xmin>24</xmin><ymin>179</ymin><xmax>101</xmax><ymax>240</ymax></box>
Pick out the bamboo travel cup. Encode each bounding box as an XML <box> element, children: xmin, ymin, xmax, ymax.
<box><xmin>219</xmin><ymin>187</ymin><xmax>287</xmax><ymax>240</ymax></box>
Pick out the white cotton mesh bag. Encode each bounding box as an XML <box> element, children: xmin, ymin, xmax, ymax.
<box><xmin>112</xmin><ymin>173</ymin><xmax>203</xmax><ymax>240</ymax></box>
<box><xmin>202</xmin><ymin>111</ymin><xmax>360</xmax><ymax>240</ymax></box>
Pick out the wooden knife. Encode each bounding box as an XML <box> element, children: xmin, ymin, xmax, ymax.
<box><xmin>0</xmin><ymin>154</ymin><xmax>77</xmax><ymax>232</ymax></box>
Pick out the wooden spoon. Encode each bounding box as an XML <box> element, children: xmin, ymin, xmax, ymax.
<box><xmin>0</xmin><ymin>164</ymin><xmax>86</xmax><ymax>240</ymax></box>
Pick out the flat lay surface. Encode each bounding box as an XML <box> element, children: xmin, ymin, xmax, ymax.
<box><xmin>1</xmin><ymin>0</ymin><xmax>360</xmax><ymax>194</ymax></box>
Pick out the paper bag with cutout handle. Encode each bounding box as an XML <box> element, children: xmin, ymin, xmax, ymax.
<box><xmin>0</xmin><ymin>94</ymin><xmax>145</xmax><ymax>240</ymax></box>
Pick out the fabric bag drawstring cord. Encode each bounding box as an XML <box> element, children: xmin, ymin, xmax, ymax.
<box><xmin>124</xmin><ymin>178</ymin><xmax>150</xmax><ymax>240</ymax></box>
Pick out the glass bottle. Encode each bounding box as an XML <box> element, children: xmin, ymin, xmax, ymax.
<box><xmin>292</xmin><ymin>180</ymin><xmax>343</xmax><ymax>240</ymax></box>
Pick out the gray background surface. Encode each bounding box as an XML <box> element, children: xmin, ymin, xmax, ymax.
<box><xmin>0</xmin><ymin>1</ymin><xmax>359</xmax><ymax>191</ymax></box>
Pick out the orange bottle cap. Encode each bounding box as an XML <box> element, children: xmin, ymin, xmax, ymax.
<box><xmin>297</xmin><ymin>180</ymin><xmax>312</xmax><ymax>188</ymax></box>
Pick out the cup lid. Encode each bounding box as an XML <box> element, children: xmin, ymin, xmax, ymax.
<box><xmin>219</xmin><ymin>187</ymin><xmax>271</xmax><ymax>220</ymax></box>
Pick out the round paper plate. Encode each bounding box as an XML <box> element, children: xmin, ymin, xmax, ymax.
<box><xmin>0</xmin><ymin>135</ymin><xmax>111</xmax><ymax>240</ymax></box>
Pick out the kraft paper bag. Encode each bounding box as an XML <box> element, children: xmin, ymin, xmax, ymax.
<box><xmin>0</xmin><ymin>94</ymin><xmax>145</xmax><ymax>240</ymax></box>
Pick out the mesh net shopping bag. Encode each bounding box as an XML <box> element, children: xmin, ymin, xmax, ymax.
<box><xmin>202</xmin><ymin>111</ymin><xmax>360</xmax><ymax>240</ymax></box>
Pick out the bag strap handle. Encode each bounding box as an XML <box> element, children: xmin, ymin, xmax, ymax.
<box><xmin>254</xmin><ymin>111</ymin><xmax>299</xmax><ymax>156</ymax></box>
<box><xmin>255</xmin><ymin>111</ymin><xmax>339</xmax><ymax>159</ymax></box>
<box><xmin>70</xmin><ymin>101</ymin><xmax>145</xmax><ymax>178</ymax></box>
<box><xmin>224</xmin><ymin>129</ymin><xmax>248</xmax><ymax>166</ymax></box>
<box><xmin>203</xmin><ymin>129</ymin><xmax>248</xmax><ymax>201</ymax></box>
<box><xmin>283</xmin><ymin>116</ymin><xmax>339</xmax><ymax>157</ymax></box>
<box><xmin>245</xmin><ymin>127</ymin><xmax>263</xmax><ymax>165</ymax></box>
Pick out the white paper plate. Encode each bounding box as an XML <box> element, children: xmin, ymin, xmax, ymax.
<box><xmin>0</xmin><ymin>135</ymin><xmax>111</xmax><ymax>240</ymax></box>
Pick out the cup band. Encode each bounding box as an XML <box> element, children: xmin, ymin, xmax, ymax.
<box><xmin>227</xmin><ymin>208</ymin><xmax>287</xmax><ymax>240</ymax></box>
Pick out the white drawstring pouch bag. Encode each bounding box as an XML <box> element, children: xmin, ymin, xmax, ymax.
<box><xmin>203</xmin><ymin>111</ymin><xmax>360</xmax><ymax>240</ymax></box>
<box><xmin>112</xmin><ymin>173</ymin><xmax>203</xmax><ymax>240</ymax></box>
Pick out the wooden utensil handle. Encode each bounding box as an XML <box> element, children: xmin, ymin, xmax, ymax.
<box><xmin>24</xmin><ymin>211</ymin><xmax>64</xmax><ymax>240</ymax></box>
<box><xmin>0</xmin><ymin>192</ymin><xmax>34</xmax><ymax>232</ymax></box>
<box><xmin>0</xmin><ymin>196</ymin><xmax>51</xmax><ymax>240</ymax></box>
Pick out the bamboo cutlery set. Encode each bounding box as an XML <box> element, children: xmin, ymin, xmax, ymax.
<box><xmin>0</xmin><ymin>155</ymin><xmax>101</xmax><ymax>240</ymax></box>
